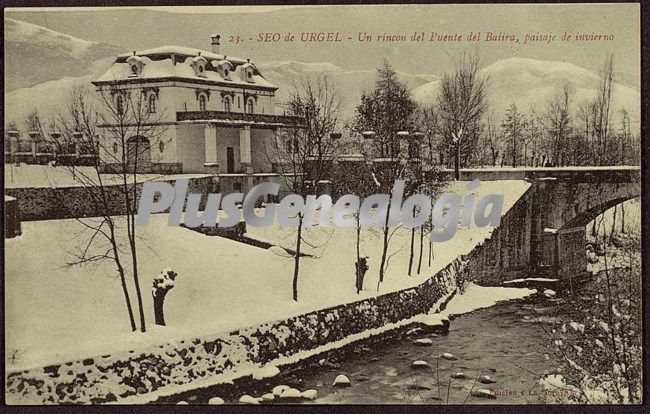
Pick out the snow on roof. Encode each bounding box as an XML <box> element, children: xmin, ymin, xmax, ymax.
<box><xmin>116</xmin><ymin>45</ymin><xmax>248</xmax><ymax>64</ymax></box>
<box><xmin>96</xmin><ymin>46</ymin><xmax>276</xmax><ymax>90</ymax></box>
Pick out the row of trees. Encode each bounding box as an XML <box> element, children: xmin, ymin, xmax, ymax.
<box><xmin>413</xmin><ymin>53</ymin><xmax>640</xmax><ymax>169</ymax></box>
<box><xmin>274</xmin><ymin>59</ymin><xmax>452</xmax><ymax>300</ymax></box>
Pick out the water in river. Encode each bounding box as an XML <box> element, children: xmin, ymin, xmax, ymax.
<box><xmin>162</xmin><ymin>293</ymin><xmax>571</xmax><ymax>405</ymax></box>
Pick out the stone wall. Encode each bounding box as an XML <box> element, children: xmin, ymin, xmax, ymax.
<box><xmin>4</xmin><ymin>176</ymin><xmax>216</xmax><ymax>222</ymax></box>
<box><xmin>5</xmin><ymin>259</ymin><xmax>461</xmax><ymax>404</ymax></box>
<box><xmin>4</xmin><ymin>196</ymin><xmax>21</xmax><ymax>238</ymax></box>
<box><xmin>465</xmin><ymin>185</ymin><xmax>535</xmax><ymax>285</ymax></box>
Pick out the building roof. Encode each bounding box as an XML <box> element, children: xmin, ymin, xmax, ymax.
<box><xmin>93</xmin><ymin>45</ymin><xmax>277</xmax><ymax>90</ymax></box>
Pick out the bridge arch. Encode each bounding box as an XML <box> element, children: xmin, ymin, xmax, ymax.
<box><xmin>554</xmin><ymin>181</ymin><xmax>640</xmax><ymax>230</ymax></box>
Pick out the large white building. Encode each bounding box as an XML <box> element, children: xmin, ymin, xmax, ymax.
<box><xmin>92</xmin><ymin>35</ymin><xmax>303</xmax><ymax>192</ymax></box>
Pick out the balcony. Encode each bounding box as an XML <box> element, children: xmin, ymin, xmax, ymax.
<box><xmin>176</xmin><ymin>110</ymin><xmax>305</xmax><ymax>128</ymax></box>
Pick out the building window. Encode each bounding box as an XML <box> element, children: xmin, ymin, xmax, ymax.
<box><xmin>148</xmin><ymin>93</ymin><xmax>156</xmax><ymax>113</ymax></box>
<box><xmin>223</xmin><ymin>96</ymin><xmax>231</xmax><ymax>112</ymax></box>
<box><xmin>131</xmin><ymin>64</ymin><xmax>139</xmax><ymax>76</ymax></box>
<box><xmin>159</xmin><ymin>141</ymin><xmax>165</xmax><ymax>153</ymax></box>
<box><xmin>246</xmin><ymin>97</ymin><xmax>255</xmax><ymax>114</ymax></box>
<box><xmin>286</xmin><ymin>137</ymin><xmax>299</xmax><ymax>154</ymax></box>
<box><xmin>116</xmin><ymin>95</ymin><xmax>124</xmax><ymax>115</ymax></box>
<box><xmin>198</xmin><ymin>94</ymin><xmax>207</xmax><ymax>111</ymax></box>
<box><xmin>113</xmin><ymin>142</ymin><xmax>118</xmax><ymax>154</ymax></box>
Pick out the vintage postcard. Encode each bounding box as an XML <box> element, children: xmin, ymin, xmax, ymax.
<box><xmin>3</xmin><ymin>3</ymin><xmax>643</xmax><ymax>407</ymax></box>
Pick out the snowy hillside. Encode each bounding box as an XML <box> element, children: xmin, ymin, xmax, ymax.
<box><xmin>4</xmin><ymin>18</ymin><xmax>121</xmax><ymax>91</ymax></box>
<box><xmin>258</xmin><ymin>60</ymin><xmax>437</xmax><ymax>121</ymax></box>
<box><xmin>5</xmin><ymin>75</ymin><xmax>99</xmax><ymax>126</ymax></box>
<box><xmin>413</xmin><ymin>57</ymin><xmax>640</xmax><ymax>125</ymax></box>
<box><xmin>4</xmin><ymin>20</ymin><xmax>639</xmax><ymax>130</ymax></box>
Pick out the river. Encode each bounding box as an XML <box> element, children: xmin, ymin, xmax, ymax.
<box><xmin>160</xmin><ymin>292</ymin><xmax>574</xmax><ymax>405</ymax></box>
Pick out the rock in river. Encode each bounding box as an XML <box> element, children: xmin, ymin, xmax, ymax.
<box><xmin>333</xmin><ymin>374</ymin><xmax>351</xmax><ymax>387</ymax></box>
<box><xmin>471</xmin><ymin>388</ymin><xmax>496</xmax><ymax>399</ymax></box>
<box><xmin>413</xmin><ymin>338</ymin><xmax>433</xmax><ymax>346</ymax></box>
<box><xmin>272</xmin><ymin>385</ymin><xmax>290</xmax><ymax>396</ymax></box>
<box><xmin>279</xmin><ymin>388</ymin><xmax>302</xmax><ymax>399</ymax></box>
<box><xmin>441</xmin><ymin>352</ymin><xmax>458</xmax><ymax>361</ymax></box>
<box><xmin>479</xmin><ymin>375</ymin><xmax>497</xmax><ymax>384</ymax></box>
<box><xmin>208</xmin><ymin>396</ymin><xmax>225</xmax><ymax>405</ymax></box>
<box><xmin>239</xmin><ymin>395</ymin><xmax>260</xmax><ymax>404</ymax></box>
<box><xmin>260</xmin><ymin>393</ymin><xmax>275</xmax><ymax>402</ymax></box>
<box><xmin>301</xmin><ymin>389</ymin><xmax>318</xmax><ymax>400</ymax></box>
<box><xmin>411</xmin><ymin>360</ymin><xmax>430</xmax><ymax>370</ymax></box>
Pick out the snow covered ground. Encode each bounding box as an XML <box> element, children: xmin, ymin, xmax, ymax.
<box><xmin>5</xmin><ymin>180</ymin><xmax>530</xmax><ymax>371</ymax></box>
<box><xmin>4</xmin><ymin>164</ymin><xmax>210</xmax><ymax>189</ymax></box>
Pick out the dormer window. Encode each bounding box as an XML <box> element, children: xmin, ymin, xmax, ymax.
<box><xmin>239</xmin><ymin>62</ymin><xmax>256</xmax><ymax>84</ymax></box>
<box><xmin>126</xmin><ymin>54</ymin><xmax>144</xmax><ymax>77</ymax></box>
<box><xmin>191</xmin><ymin>54</ymin><xmax>208</xmax><ymax>78</ymax></box>
<box><xmin>213</xmin><ymin>60</ymin><xmax>233</xmax><ymax>81</ymax></box>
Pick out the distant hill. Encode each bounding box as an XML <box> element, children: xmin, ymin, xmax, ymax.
<box><xmin>257</xmin><ymin>60</ymin><xmax>437</xmax><ymax>122</ymax></box>
<box><xmin>5</xmin><ymin>57</ymin><xmax>639</xmax><ymax>132</ymax></box>
<box><xmin>412</xmin><ymin>57</ymin><xmax>640</xmax><ymax>125</ymax></box>
<box><xmin>4</xmin><ymin>18</ymin><xmax>122</xmax><ymax>92</ymax></box>
<box><xmin>4</xmin><ymin>20</ymin><xmax>639</xmax><ymax>132</ymax></box>
<box><xmin>5</xmin><ymin>6</ymin><xmax>640</xmax><ymax>90</ymax></box>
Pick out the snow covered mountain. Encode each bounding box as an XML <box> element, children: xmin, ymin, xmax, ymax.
<box><xmin>413</xmin><ymin>57</ymin><xmax>640</xmax><ymax>124</ymax></box>
<box><xmin>4</xmin><ymin>18</ymin><xmax>122</xmax><ymax>91</ymax></box>
<box><xmin>3</xmin><ymin>19</ymin><xmax>639</xmax><ymax>130</ymax></box>
<box><xmin>257</xmin><ymin>60</ymin><xmax>437</xmax><ymax>120</ymax></box>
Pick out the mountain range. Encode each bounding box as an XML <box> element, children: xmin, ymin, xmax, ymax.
<box><xmin>4</xmin><ymin>17</ymin><xmax>640</xmax><ymax>132</ymax></box>
<box><xmin>4</xmin><ymin>18</ymin><xmax>122</xmax><ymax>92</ymax></box>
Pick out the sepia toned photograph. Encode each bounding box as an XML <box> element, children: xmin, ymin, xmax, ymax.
<box><xmin>3</xmin><ymin>3</ymin><xmax>644</xmax><ymax>406</ymax></box>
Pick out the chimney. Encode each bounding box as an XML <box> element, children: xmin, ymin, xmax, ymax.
<box><xmin>210</xmin><ymin>34</ymin><xmax>221</xmax><ymax>54</ymax></box>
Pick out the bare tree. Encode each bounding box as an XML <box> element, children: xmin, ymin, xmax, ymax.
<box><xmin>330</xmin><ymin>136</ymin><xmax>377</xmax><ymax>293</ymax></box>
<box><xmin>501</xmin><ymin>103</ymin><xmax>524</xmax><ymax>167</ymax></box>
<box><xmin>436</xmin><ymin>50</ymin><xmax>489</xmax><ymax>178</ymax></box>
<box><xmin>593</xmin><ymin>54</ymin><xmax>615</xmax><ymax>165</ymax></box>
<box><xmin>50</xmin><ymin>84</ymin><xmax>169</xmax><ymax>332</ymax></box>
<box><xmin>481</xmin><ymin>110</ymin><xmax>502</xmax><ymax>166</ymax></box>
<box><xmin>268</xmin><ymin>75</ymin><xmax>342</xmax><ymax>301</ymax></box>
<box><xmin>544</xmin><ymin>81</ymin><xmax>574</xmax><ymax>166</ymax></box>
<box><xmin>412</xmin><ymin>105</ymin><xmax>441</xmax><ymax>165</ymax></box>
<box><xmin>354</xmin><ymin>60</ymin><xmax>418</xmax><ymax>286</ymax></box>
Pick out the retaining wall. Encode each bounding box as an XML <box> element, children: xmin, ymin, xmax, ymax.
<box><xmin>4</xmin><ymin>176</ymin><xmax>217</xmax><ymax>221</ymax></box>
<box><xmin>465</xmin><ymin>185</ymin><xmax>535</xmax><ymax>285</ymax></box>
<box><xmin>5</xmin><ymin>258</ymin><xmax>462</xmax><ymax>404</ymax></box>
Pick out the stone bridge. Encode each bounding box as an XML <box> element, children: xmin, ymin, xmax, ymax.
<box><xmin>458</xmin><ymin>167</ymin><xmax>641</xmax><ymax>288</ymax></box>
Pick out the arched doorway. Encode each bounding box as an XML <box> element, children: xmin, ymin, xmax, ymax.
<box><xmin>126</xmin><ymin>136</ymin><xmax>151</xmax><ymax>173</ymax></box>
